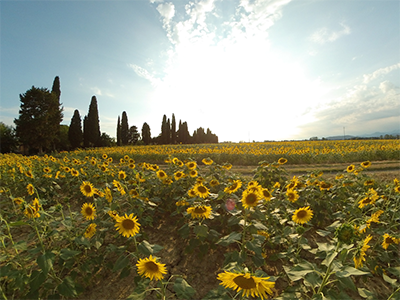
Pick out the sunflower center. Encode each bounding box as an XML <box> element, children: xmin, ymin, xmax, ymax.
<box><xmin>385</xmin><ymin>237</ymin><xmax>394</xmax><ymax>244</ymax></box>
<box><xmin>84</xmin><ymin>185</ymin><xmax>92</xmax><ymax>193</ymax></box>
<box><xmin>233</xmin><ymin>275</ymin><xmax>256</xmax><ymax>289</ymax></box>
<box><xmin>145</xmin><ymin>261</ymin><xmax>159</xmax><ymax>272</ymax></box>
<box><xmin>85</xmin><ymin>207</ymin><xmax>93</xmax><ymax>215</ymax></box>
<box><xmin>122</xmin><ymin>219</ymin><xmax>135</xmax><ymax>230</ymax></box>
<box><xmin>229</xmin><ymin>183</ymin><xmax>238</xmax><ymax>190</ymax></box>
<box><xmin>194</xmin><ymin>207</ymin><xmax>207</xmax><ymax>214</ymax></box>
<box><xmin>288</xmin><ymin>193</ymin><xmax>295</xmax><ymax>200</ymax></box>
<box><xmin>297</xmin><ymin>210</ymin><xmax>307</xmax><ymax>219</ymax></box>
<box><xmin>362</xmin><ymin>198</ymin><xmax>372</xmax><ymax>204</ymax></box>
<box><xmin>246</xmin><ymin>194</ymin><xmax>257</xmax><ymax>204</ymax></box>
<box><xmin>197</xmin><ymin>186</ymin><xmax>207</xmax><ymax>193</ymax></box>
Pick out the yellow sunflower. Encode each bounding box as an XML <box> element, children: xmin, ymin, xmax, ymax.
<box><xmin>136</xmin><ymin>255</ymin><xmax>167</xmax><ymax>281</ymax></box>
<box><xmin>202</xmin><ymin>158</ymin><xmax>214</xmax><ymax>165</ymax></box>
<box><xmin>187</xmin><ymin>189</ymin><xmax>197</xmax><ymax>198</ymax></box>
<box><xmin>118</xmin><ymin>171</ymin><xmax>127</xmax><ymax>180</ymax></box>
<box><xmin>13</xmin><ymin>197</ymin><xmax>24</xmax><ymax>206</ymax></box>
<box><xmin>115</xmin><ymin>213</ymin><xmax>140</xmax><ymax>237</ymax></box>
<box><xmin>71</xmin><ymin>168</ymin><xmax>80</xmax><ymax>177</ymax></box>
<box><xmin>187</xmin><ymin>205</ymin><xmax>212</xmax><ymax>219</ymax></box>
<box><xmin>105</xmin><ymin>187</ymin><xmax>112</xmax><ymax>203</ymax></box>
<box><xmin>217</xmin><ymin>271</ymin><xmax>275</xmax><ymax>300</ymax></box>
<box><xmin>319</xmin><ymin>181</ymin><xmax>333</xmax><ymax>191</ymax></box>
<box><xmin>353</xmin><ymin>234</ymin><xmax>372</xmax><ymax>268</ymax></box>
<box><xmin>156</xmin><ymin>170</ymin><xmax>168</xmax><ymax>180</ymax></box>
<box><xmin>108</xmin><ymin>210</ymin><xmax>119</xmax><ymax>220</ymax></box>
<box><xmin>102</xmin><ymin>153</ymin><xmax>108</xmax><ymax>159</ymax></box>
<box><xmin>395</xmin><ymin>186</ymin><xmax>400</xmax><ymax>193</ymax></box>
<box><xmin>278</xmin><ymin>158</ymin><xmax>287</xmax><ymax>165</ymax></box>
<box><xmin>361</xmin><ymin>161</ymin><xmax>371</xmax><ymax>168</ymax></box>
<box><xmin>209</xmin><ymin>179</ymin><xmax>219</xmax><ymax>187</ymax></box>
<box><xmin>84</xmin><ymin>223</ymin><xmax>97</xmax><ymax>239</ymax></box>
<box><xmin>241</xmin><ymin>190</ymin><xmax>262</xmax><ymax>209</ymax></box>
<box><xmin>346</xmin><ymin>164</ymin><xmax>355</xmax><ymax>173</ymax></box>
<box><xmin>24</xmin><ymin>198</ymin><xmax>41</xmax><ymax>219</ymax></box>
<box><xmin>364</xmin><ymin>179</ymin><xmax>374</xmax><ymax>186</ymax></box>
<box><xmin>174</xmin><ymin>171</ymin><xmax>186</xmax><ymax>181</ymax></box>
<box><xmin>80</xmin><ymin>181</ymin><xmax>95</xmax><ymax>197</ymax></box>
<box><xmin>185</xmin><ymin>161</ymin><xmax>197</xmax><ymax>170</ymax></box>
<box><xmin>286</xmin><ymin>189</ymin><xmax>299</xmax><ymax>203</ymax></box>
<box><xmin>222</xmin><ymin>163</ymin><xmax>232</xmax><ymax>170</ymax></box>
<box><xmin>129</xmin><ymin>189</ymin><xmax>139</xmax><ymax>198</ymax></box>
<box><xmin>193</xmin><ymin>183</ymin><xmax>210</xmax><ymax>198</ymax></box>
<box><xmin>25</xmin><ymin>170</ymin><xmax>34</xmax><ymax>178</ymax></box>
<box><xmin>81</xmin><ymin>203</ymin><xmax>96</xmax><ymax>220</ymax></box>
<box><xmin>261</xmin><ymin>188</ymin><xmax>272</xmax><ymax>201</ymax></box>
<box><xmin>27</xmin><ymin>184</ymin><xmax>35</xmax><ymax>196</ymax></box>
<box><xmin>224</xmin><ymin>180</ymin><xmax>242</xmax><ymax>194</ymax></box>
<box><xmin>381</xmin><ymin>233</ymin><xmax>400</xmax><ymax>250</ymax></box>
<box><xmin>292</xmin><ymin>206</ymin><xmax>313</xmax><ymax>225</ymax></box>
<box><xmin>189</xmin><ymin>169</ymin><xmax>198</xmax><ymax>178</ymax></box>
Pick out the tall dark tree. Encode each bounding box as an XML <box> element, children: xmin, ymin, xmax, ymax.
<box><xmin>116</xmin><ymin>116</ymin><xmax>121</xmax><ymax>146</ymax></box>
<box><xmin>141</xmin><ymin>122</ymin><xmax>151</xmax><ymax>145</ymax></box>
<box><xmin>50</xmin><ymin>76</ymin><xmax>64</xmax><ymax>150</ymax></box>
<box><xmin>178</xmin><ymin>121</ymin><xmax>191</xmax><ymax>144</ymax></box>
<box><xmin>83</xmin><ymin>116</ymin><xmax>89</xmax><ymax>148</ymax></box>
<box><xmin>14</xmin><ymin>86</ymin><xmax>62</xmax><ymax>154</ymax></box>
<box><xmin>127</xmin><ymin>126</ymin><xmax>140</xmax><ymax>145</ymax></box>
<box><xmin>51</xmin><ymin>76</ymin><xmax>61</xmax><ymax>101</ymax></box>
<box><xmin>0</xmin><ymin>122</ymin><xmax>17</xmax><ymax>153</ymax></box>
<box><xmin>84</xmin><ymin>96</ymin><xmax>101</xmax><ymax>147</ymax></box>
<box><xmin>161</xmin><ymin>114</ymin><xmax>168</xmax><ymax>144</ymax></box>
<box><xmin>68</xmin><ymin>109</ymin><xmax>83</xmax><ymax>149</ymax></box>
<box><xmin>121</xmin><ymin>111</ymin><xmax>129</xmax><ymax>146</ymax></box>
<box><xmin>171</xmin><ymin>113</ymin><xmax>176</xmax><ymax>144</ymax></box>
<box><xmin>166</xmin><ymin>118</ymin><xmax>171</xmax><ymax>144</ymax></box>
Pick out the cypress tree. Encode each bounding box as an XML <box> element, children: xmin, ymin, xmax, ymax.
<box><xmin>171</xmin><ymin>113</ymin><xmax>176</xmax><ymax>144</ymax></box>
<box><xmin>68</xmin><ymin>109</ymin><xmax>83</xmax><ymax>149</ymax></box>
<box><xmin>121</xmin><ymin>111</ymin><xmax>129</xmax><ymax>145</ymax></box>
<box><xmin>161</xmin><ymin>114</ymin><xmax>167</xmax><ymax>144</ymax></box>
<box><xmin>83</xmin><ymin>116</ymin><xmax>89</xmax><ymax>148</ymax></box>
<box><xmin>141</xmin><ymin>122</ymin><xmax>151</xmax><ymax>145</ymax></box>
<box><xmin>166</xmin><ymin>118</ymin><xmax>171</xmax><ymax>144</ymax></box>
<box><xmin>85</xmin><ymin>96</ymin><xmax>101</xmax><ymax>147</ymax></box>
<box><xmin>116</xmin><ymin>116</ymin><xmax>121</xmax><ymax>146</ymax></box>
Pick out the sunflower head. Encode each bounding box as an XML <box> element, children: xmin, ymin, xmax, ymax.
<box><xmin>346</xmin><ymin>165</ymin><xmax>355</xmax><ymax>173</ymax></box>
<box><xmin>286</xmin><ymin>189</ymin><xmax>299</xmax><ymax>203</ymax></box>
<box><xmin>84</xmin><ymin>223</ymin><xmax>97</xmax><ymax>239</ymax></box>
<box><xmin>174</xmin><ymin>171</ymin><xmax>185</xmax><ymax>181</ymax></box>
<box><xmin>136</xmin><ymin>255</ymin><xmax>167</xmax><ymax>281</ymax></box>
<box><xmin>81</xmin><ymin>203</ymin><xmax>96</xmax><ymax>220</ymax></box>
<box><xmin>361</xmin><ymin>161</ymin><xmax>371</xmax><ymax>168</ymax></box>
<box><xmin>80</xmin><ymin>181</ymin><xmax>95</xmax><ymax>197</ymax></box>
<box><xmin>202</xmin><ymin>158</ymin><xmax>214</xmax><ymax>165</ymax></box>
<box><xmin>193</xmin><ymin>183</ymin><xmax>209</xmax><ymax>198</ymax></box>
<box><xmin>278</xmin><ymin>158</ymin><xmax>288</xmax><ymax>165</ymax></box>
<box><xmin>186</xmin><ymin>161</ymin><xmax>197</xmax><ymax>170</ymax></box>
<box><xmin>187</xmin><ymin>205</ymin><xmax>212</xmax><ymax>219</ymax></box>
<box><xmin>335</xmin><ymin>223</ymin><xmax>357</xmax><ymax>244</ymax></box>
<box><xmin>27</xmin><ymin>184</ymin><xmax>35</xmax><ymax>196</ymax></box>
<box><xmin>241</xmin><ymin>190</ymin><xmax>262</xmax><ymax>209</ymax></box>
<box><xmin>382</xmin><ymin>233</ymin><xmax>400</xmax><ymax>250</ymax></box>
<box><xmin>115</xmin><ymin>213</ymin><xmax>140</xmax><ymax>238</ymax></box>
<box><xmin>118</xmin><ymin>171</ymin><xmax>127</xmax><ymax>180</ymax></box>
<box><xmin>292</xmin><ymin>206</ymin><xmax>313</xmax><ymax>225</ymax></box>
<box><xmin>156</xmin><ymin>170</ymin><xmax>167</xmax><ymax>180</ymax></box>
<box><xmin>224</xmin><ymin>180</ymin><xmax>242</xmax><ymax>194</ymax></box>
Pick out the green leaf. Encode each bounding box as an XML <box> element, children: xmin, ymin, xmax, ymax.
<box><xmin>14</xmin><ymin>241</ymin><xmax>28</xmax><ymax>251</ymax></box>
<box><xmin>216</xmin><ymin>232</ymin><xmax>241</xmax><ymax>246</ymax></box>
<box><xmin>137</xmin><ymin>240</ymin><xmax>164</xmax><ymax>256</ymax></box>
<box><xmin>37</xmin><ymin>252</ymin><xmax>55</xmax><ymax>275</ymax></box>
<box><xmin>173</xmin><ymin>277</ymin><xmax>196</xmax><ymax>299</ymax></box>
<box><xmin>383</xmin><ymin>273</ymin><xmax>397</xmax><ymax>286</ymax></box>
<box><xmin>387</xmin><ymin>267</ymin><xmax>400</xmax><ymax>279</ymax></box>
<box><xmin>74</xmin><ymin>236</ymin><xmax>90</xmax><ymax>248</ymax></box>
<box><xmin>194</xmin><ymin>224</ymin><xmax>208</xmax><ymax>237</ymax></box>
<box><xmin>304</xmin><ymin>272</ymin><xmax>322</xmax><ymax>289</ymax></box>
<box><xmin>57</xmin><ymin>276</ymin><xmax>78</xmax><ymax>298</ymax></box>
<box><xmin>322</xmin><ymin>251</ymin><xmax>338</xmax><ymax>267</ymax></box>
<box><xmin>283</xmin><ymin>265</ymin><xmax>316</xmax><ymax>282</ymax></box>
<box><xmin>227</xmin><ymin>215</ymin><xmax>240</xmax><ymax>226</ymax></box>
<box><xmin>60</xmin><ymin>248</ymin><xmax>81</xmax><ymax>260</ymax></box>
<box><xmin>316</xmin><ymin>229</ymin><xmax>331</xmax><ymax>237</ymax></box>
<box><xmin>336</xmin><ymin>266</ymin><xmax>369</xmax><ymax>278</ymax></box>
<box><xmin>337</xmin><ymin>276</ymin><xmax>357</xmax><ymax>292</ymax></box>
<box><xmin>252</xmin><ymin>220</ymin><xmax>267</xmax><ymax>230</ymax></box>
<box><xmin>113</xmin><ymin>255</ymin><xmax>130</xmax><ymax>272</ymax></box>
<box><xmin>29</xmin><ymin>270</ymin><xmax>46</xmax><ymax>292</ymax></box>
<box><xmin>357</xmin><ymin>288</ymin><xmax>375</xmax><ymax>299</ymax></box>
<box><xmin>120</xmin><ymin>266</ymin><xmax>131</xmax><ymax>279</ymax></box>
<box><xmin>178</xmin><ymin>223</ymin><xmax>190</xmax><ymax>238</ymax></box>
<box><xmin>317</xmin><ymin>242</ymin><xmax>335</xmax><ymax>252</ymax></box>
<box><xmin>9</xmin><ymin>221</ymin><xmax>29</xmax><ymax>227</ymax></box>
<box><xmin>326</xmin><ymin>220</ymin><xmax>341</xmax><ymax>231</ymax></box>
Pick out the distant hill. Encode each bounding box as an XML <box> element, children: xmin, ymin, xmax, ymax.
<box><xmin>325</xmin><ymin>130</ymin><xmax>400</xmax><ymax>140</ymax></box>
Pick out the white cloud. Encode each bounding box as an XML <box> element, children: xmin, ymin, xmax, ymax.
<box><xmin>309</xmin><ymin>22</ymin><xmax>350</xmax><ymax>44</ymax></box>
<box><xmin>128</xmin><ymin>64</ymin><xmax>161</xmax><ymax>86</ymax></box>
<box><xmin>90</xmin><ymin>87</ymin><xmax>102</xmax><ymax>96</ymax></box>
<box><xmin>379</xmin><ymin>80</ymin><xmax>399</xmax><ymax>94</ymax></box>
<box><xmin>363</xmin><ymin>62</ymin><xmax>400</xmax><ymax>84</ymax></box>
<box><xmin>156</xmin><ymin>2</ymin><xmax>175</xmax><ymax>22</ymax></box>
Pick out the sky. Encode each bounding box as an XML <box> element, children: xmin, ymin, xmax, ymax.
<box><xmin>1</xmin><ymin>0</ymin><xmax>399</xmax><ymax>143</ymax></box>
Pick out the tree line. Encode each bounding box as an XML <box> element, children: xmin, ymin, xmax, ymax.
<box><xmin>1</xmin><ymin>76</ymin><xmax>218</xmax><ymax>154</ymax></box>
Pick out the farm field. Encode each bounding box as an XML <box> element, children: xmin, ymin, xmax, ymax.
<box><xmin>1</xmin><ymin>140</ymin><xmax>399</xmax><ymax>300</ymax></box>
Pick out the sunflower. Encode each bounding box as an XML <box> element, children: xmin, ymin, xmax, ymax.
<box><xmin>209</xmin><ymin>179</ymin><xmax>220</xmax><ymax>187</ymax></box>
<box><xmin>13</xmin><ymin>197</ymin><xmax>24</xmax><ymax>206</ymax></box>
<box><xmin>292</xmin><ymin>206</ymin><xmax>313</xmax><ymax>225</ymax></box>
<box><xmin>278</xmin><ymin>158</ymin><xmax>287</xmax><ymax>165</ymax></box>
<box><xmin>224</xmin><ymin>180</ymin><xmax>242</xmax><ymax>194</ymax></box>
<box><xmin>25</xmin><ymin>170</ymin><xmax>34</xmax><ymax>178</ymax></box>
<box><xmin>105</xmin><ymin>187</ymin><xmax>112</xmax><ymax>203</ymax></box>
<box><xmin>361</xmin><ymin>161</ymin><xmax>371</xmax><ymax>168</ymax></box>
<box><xmin>102</xmin><ymin>154</ymin><xmax>108</xmax><ymax>159</ymax></box>
<box><xmin>186</xmin><ymin>161</ymin><xmax>197</xmax><ymax>170</ymax></box>
<box><xmin>193</xmin><ymin>183</ymin><xmax>210</xmax><ymax>198</ymax></box>
<box><xmin>113</xmin><ymin>180</ymin><xmax>126</xmax><ymax>195</ymax></box>
<box><xmin>136</xmin><ymin>255</ymin><xmax>167</xmax><ymax>281</ymax></box>
<box><xmin>353</xmin><ymin>234</ymin><xmax>372</xmax><ymax>268</ymax></box>
<box><xmin>286</xmin><ymin>189</ymin><xmax>299</xmax><ymax>203</ymax></box>
<box><xmin>346</xmin><ymin>164</ymin><xmax>355</xmax><ymax>173</ymax></box>
<box><xmin>217</xmin><ymin>271</ymin><xmax>274</xmax><ymax>300</ymax></box>
<box><xmin>136</xmin><ymin>173</ymin><xmax>146</xmax><ymax>183</ymax></box>
<box><xmin>115</xmin><ymin>213</ymin><xmax>140</xmax><ymax>238</ymax></box>
<box><xmin>156</xmin><ymin>170</ymin><xmax>168</xmax><ymax>180</ymax></box>
<box><xmin>80</xmin><ymin>181</ymin><xmax>95</xmax><ymax>197</ymax></box>
<box><xmin>129</xmin><ymin>163</ymin><xmax>136</xmax><ymax>169</ymax></box>
<box><xmin>174</xmin><ymin>171</ymin><xmax>186</xmax><ymax>181</ymax></box>
<box><xmin>335</xmin><ymin>223</ymin><xmax>357</xmax><ymax>244</ymax></box>
<box><xmin>367</xmin><ymin>210</ymin><xmax>383</xmax><ymax>224</ymax></box>
<box><xmin>124</xmin><ymin>155</ymin><xmax>129</xmax><ymax>161</ymax></box>
<box><xmin>257</xmin><ymin>231</ymin><xmax>270</xmax><ymax>239</ymax></box>
<box><xmin>108</xmin><ymin>210</ymin><xmax>119</xmax><ymax>220</ymax></box>
<box><xmin>261</xmin><ymin>188</ymin><xmax>272</xmax><ymax>201</ymax></box>
<box><xmin>71</xmin><ymin>168</ymin><xmax>80</xmax><ymax>177</ymax></box>
<box><xmin>129</xmin><ymin>189</ymin><xmax>139</xmax><ymax>198</ymax></box>
<box><xmin>189</xmin><ymin>169</ymin><xmax>198</xmax><ymax>178</ymax></box>
<box><xmin>43</xmin><ymin>167</ymin><xmax>51</xmax><ymax>173</ymax></box>
<box><xmin>84</xmin><ymin>223</ymin><xmax>97</xmax><ymax>239</ymax></box>
<box><xmin>176</xmin><ymin>199</ymin><xmax>189</xmax><ymax>206</ymax></box>
<box><xmin>27</xmin><ymin>184</ymin><xmax>35</xmax><ymax>196</ymax></box>
<box><xmin>319</xmin><ymin>181</ymin><xmax>333</xmax><ymax>191</ymax></box>
<box><xmin>187</xmin><ymin>205</ymin><xmax>212</xmax><ymax>219</ymax></box>
<box><xmin>100</xmin><ymin>165</ymin><xmax>108</xmax><ymax>172</ymax></box>
<box><xmin>81</xmin><ymin>203</ymin><xmax>96</xmax><ymax>220</ymax></box>
<box><xmin>202</xmin><ymin>158</ymin><xmax>214</xmax><ymax>165</ymax></box>
<box><xmin>24</xmin><ymin>198</ymin><xmax>41</xmax><ymax>218</ymax></box>
<box><xmin>381</xmin><ymin>233</ymin><xmax>400</xmax><ymax>250</ymax></box>
<box><xmin>222</xmin><ymin>163</ymin><xmax>232</xmax><ymax>170</ymax></box>
<box><xmin>364</xmin><ymin>179</ymin><xmax>374</xmax><ymax>186</ymax></box>
<box><xmin>187</xmin><ymin>189</ymin><xmax>197</xmax><ymax>198</ymax></box>
<box><xmin>241</xmin><ymin>190</ymin><xmax>262</xmax><ymax>209</ymax></box>
<box><xmin>118</xmin><ymin>171</ymin><xmax>127</xmax><ymax>180</ymax></box>
<box><xmin>395</xmin><ymin>186</ymin><xmax>400</xmax><ymax>193</ymax></box>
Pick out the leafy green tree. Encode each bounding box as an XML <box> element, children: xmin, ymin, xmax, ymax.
<box><xmin>14</xmin><ymin>86</ymin><xmax>62</xmax><ymax>154</ymax></box>
<box><xmin>83</xmin><ymin>116</ymin><xmax>89</xmax><ymax>148</ymax></box>
<box><xmin>50</xmin><ymin>76</ymin><xmax>64</xmax><ymax>150</ymax></box>
<box><xmin>161</xmin><ymin>114</ymin><xmax>168</xmax><ymax>144</ymax></box>
<box><xmin>56</xmin><ymin>125</ymin><xmax>70</xmax><ymax>151</ymax></box>
<box><xmin>84</xmin><ymin>96</ymin><xmax>101</xmax><ymax>147</ymax></box>
<box><xmin>141</xmin><ymin>122</ymin><xmax>151</xmax><ymax>145</ymax></box>
<box><xmin>68</xmin><ymin>109</ymin><xmax>83</xmax><ymax>149</ymax></box>
<box><xmin>99</xmin><ymin>132</ymin><xmax>114</xmax><ymax>147</ymax></box>
<box><xmin>127</xmin><ymin>125</ymin><xmax>140</xmax><ymax>145</ymax></box>
<box><xmin>0</xmin><ymin>122</ymin><xmax>17</xmax><ymax>153</ymax></box>
<box><xmin>116</xmin><ymin>116</ymin><xmax>121</xmax><ymax>146</ymax></box>
<box><xmin>121</xmin><ymin>111</ymin><xmax>129</xmax><ymax>145</ymax></box>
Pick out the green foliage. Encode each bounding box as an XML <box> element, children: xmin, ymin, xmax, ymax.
<box><xmin>68</xmin><ymin>109</ymin><xmax>82</xmax><ymax>149</ymax></box>
<box><xmin>83</xmin><ymin>96</ymin><xmax>101</xmax><ymax>147</ymax></box>
<box><xmin>141</xmin><ymin>122</ymin><xmax>151</xmax><ymax>145</ymax></box>
<box><xmin>121</xmin><ymin>111</ymin><xmax>129</xmax><ymax>146</ymax></box>
<box><xmin>0</xmin><ymin>122</ymin><xmax>17</xmax><ymax>153</ymax></box>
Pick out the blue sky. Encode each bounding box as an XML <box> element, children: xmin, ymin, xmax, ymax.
<box><xmin>1</xmin><ymin>0</ymin><xmax>399</xmax><ymax>142</ymax></box>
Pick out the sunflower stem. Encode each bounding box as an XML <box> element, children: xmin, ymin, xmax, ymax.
<box><xmin>316</xmin><ymin>242</ymin><xmax>340</xmax><ymax>295</ymax></box>
<box><xmin>387</xmin><ymin>286</ymin><xmax>400</xmax><ymax>300</ymax></box>
<box><xmin>241</xmin><ymin>209</ymin><xmax>248</xmax><ymax>254</ymax></box>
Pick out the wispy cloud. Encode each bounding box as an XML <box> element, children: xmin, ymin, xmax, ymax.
<box><xmin>128</xmin><ymin>64</ymin><xmax>161</xmax><ymax>86</ymax></box>
<box><xmin>363</xmin><ymin>62</ymin><xmax>400</xmax><ymax>84</ymax></box>
<box><xmin>309</xmin><ymin>22</ymin><xmax>351</xmax><ymax>44</ymax></box>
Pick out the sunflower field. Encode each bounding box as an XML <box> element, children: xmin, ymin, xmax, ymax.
<box><xmin>0</xmin><ymin>141</ymin><xmax>399</xmax><ymax>300</ymax></box>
